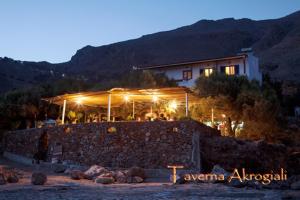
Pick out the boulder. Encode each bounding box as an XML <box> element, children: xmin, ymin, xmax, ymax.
<box><xmin>31</xmin><ymin>172</ymin><xmax>47</xmax><ymax>185</ymax></box>
<box><xmin>70</xmin><ymin>170</ymin><xmax>85</xmax><ymax>180</ymax></box>
<box><xmin>127</xmin><ymin>166</ymin><xmax>146</xmax><ymax>179</ymax></box>
<box><xmin>126</xmin><ymin>176</ymin><xmax>133</xmax><ymax>183</ymax></box>
<box><xmin>291</xmin><ymin>181</ymin><xmax>300</xmax><ymax>190</ymax></box>
<box><xmin>6</xmin><ymin>172</ymin><xmax>19</xmax><ymax>183</ymax></box>
<box><xmin>0</xmin><ymin>167</ymin><xmax>19</xmax><ymax>184</ymax></box>
<box><xmin>132</xmin><ymin>176</ymin><xmax>143</xmax><ymax>183</ymax></box>
<box><xmin>174</xmin><ymin>174</ymin><xmax>187</xmax><ymax>184</ymax></box>
<box><xmin>53</xmin><ymin>165</ymin><xmax>67</xmax><ymax>173</ymax></box>
<box><xmin>211</xmin><ymin>165</ymin><xmax>230</xmax><ymax>183</ymax></box>
<box><xmin>64</xmin><ymin>168</ymin><xmax>72</xmax><ymax>175</ymax></box>
<box><xmin>84</xmin><ymin>165</ymin><xmax>108</xmax><ymax>180</ymax></box>
<box><xmin>95</xmin><ymin>176</ymin><xmax>115</xmax><ymax>184</ymax></box>
<box><xmin>114</xmin><ymin>171</ymin><xmax>127</xmax><ymax>183</ymax></box>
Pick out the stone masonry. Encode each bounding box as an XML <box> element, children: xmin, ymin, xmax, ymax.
<box><xmin>4</xmin><ymin>121</ymin><xmax>219</xmax><ymax>169</ymax></box>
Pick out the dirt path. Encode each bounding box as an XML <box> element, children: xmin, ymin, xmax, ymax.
<box><xmin>0</xmin><ymin>157</ymin><xmax>299</xmax><ymax>200</ymax></box>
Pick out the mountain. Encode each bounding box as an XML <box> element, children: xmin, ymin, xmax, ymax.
<box><xmin>1</xmin><ymin>11</ymin><xmax>300</xmax><ymax>93</ymax></box>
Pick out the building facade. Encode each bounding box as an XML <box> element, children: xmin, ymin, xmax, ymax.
<box><xmin>142</xmin><ymin>49</ymin><xmax>262</xmax><ymax>88</ymax></box>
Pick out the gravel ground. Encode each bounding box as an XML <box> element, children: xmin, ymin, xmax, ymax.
<box><xmin>0</xmin><ymin>157</ymin><xmax>299</xmax><ymax>200</ymax></box>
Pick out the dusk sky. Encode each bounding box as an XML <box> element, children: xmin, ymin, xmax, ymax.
<box><xmin>1</xmin><ymin>0</ymin><xmax>300</xmax><ymax>63</ymax></box>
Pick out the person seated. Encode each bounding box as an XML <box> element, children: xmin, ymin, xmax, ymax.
<box><xmin>159</xmin><ymin>113</ymin><xmax>167</xmax><ymax>120</ymax></box>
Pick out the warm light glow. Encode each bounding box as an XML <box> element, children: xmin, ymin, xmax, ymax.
<box><xmin>204</xmin><ymin>68</ymin><xmax>213</xmax><ymax>77</ymax></box>
<box><xmin>166</xmin><ymin>100</ymin><xmax>178</xmax><ymax>113</ymax></box>
<box><xmin>225</xmin><ymin>66</ymin><xmax>235</xmax><ymax>75</ymax></box>
<box><xmin>170</xmin><ymin>100</ymin><xmax>178</xmax><ymax>110</ymax></box>
<box><xmin>75</xmin><ymin>96</ymin><xmax>85</xmax><ymax>105</ymax></box>
<box><xmin>124</xmin><ymin>95</ymin><xmax>130</xmax><ymax>102</ymax></box>
<box><xmin>152</xmin><ymin>95</ymin><xmax>158</xmax><ymax>102</ymax></box>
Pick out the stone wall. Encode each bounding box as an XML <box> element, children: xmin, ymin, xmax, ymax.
<box><xmin>4</xmin><ymin>120</ymin><xmax>293</xmax><ymax>173</ymax></box>
<box><xmin>4</xmin><ymin>121</ymin><xmax>219</xmax><ymax>169</ymax></box>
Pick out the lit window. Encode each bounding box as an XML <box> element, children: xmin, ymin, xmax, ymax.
<box><xmin>225</xmin><ymin>66</ymin><xmax>235</xmax><ymax>75</ymax></box>
<box><xmin>204</xmin><ymin>68</ymin><xmax>213</xmax><ymax>77</ymax></box>
<box><xmin>183</xmin><ymin>70</ymin><xmax>192</xmax><ymax>80</ymax></box>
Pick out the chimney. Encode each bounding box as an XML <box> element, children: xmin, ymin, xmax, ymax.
<box><xmin>238</xmin><ymin>48</ymin><xmax>253</xmax><ymax>56</ymax></box>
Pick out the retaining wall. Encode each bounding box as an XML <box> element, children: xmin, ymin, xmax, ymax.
<box><xmin>4</xmin><ymin>121</ymin><xmax>219</xmax><ymax>169</ymax></box>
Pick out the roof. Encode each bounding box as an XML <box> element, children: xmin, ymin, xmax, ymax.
<box><xmin>43</xmin><ymin>87</ymin><xmax>200</xmax><ymax>108</ymax></box>
<box><xmin>140</xmin><ymin>54</ymin><xmax>247</xmax><ymax>70</ymax></box>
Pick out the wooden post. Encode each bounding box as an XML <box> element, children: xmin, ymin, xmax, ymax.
<box><xmin>62</xmin><ymin>100</ymin><xmax>66</xmax><ymax>124</ymax></box>
<box><xmin>132</xmin><ymin>100</ymin><xmax>135</xmax><ymax>119</ymax></box>
<box><xmin>107</xmin><ymin>94</ymin><xmax>111</xmax><ymax>122</ymax></box>
<box><xmin>211</xmin><ymin>108</ymin><xmax>214</xmax><ymax>126</ymax></box>
<box><xmin>185</xmin><ymin>93</ymin><xmax>189</xmax><ymax>117</ymax></box>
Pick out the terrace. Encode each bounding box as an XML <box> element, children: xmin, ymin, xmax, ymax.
<box><xmin>43</xmin><ymin>87</ymin><xmax>201</xmax><ymax>125</ymax></box>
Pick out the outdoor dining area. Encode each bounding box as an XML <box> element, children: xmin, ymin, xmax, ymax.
<box><xmin>43</xmin><ymin>87</ymin><xmax>201</xmax><ymax>125</ymax></box>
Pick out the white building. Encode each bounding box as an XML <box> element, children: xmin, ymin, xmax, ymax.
<box><xmin>141</xmin><ymin>49</ymin><xmax>262</xmax><ymax>87</ymax></box>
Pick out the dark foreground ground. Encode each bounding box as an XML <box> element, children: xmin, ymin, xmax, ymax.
<box><xmin>0</xmin><ymin>157</ymin><xmax>299</xmax><ymax>200</ymax></box>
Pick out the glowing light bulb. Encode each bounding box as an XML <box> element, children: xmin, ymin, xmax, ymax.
<box><xmin>170</xmin><ymin>100</ymin><xmax>177</xmax><ymax>110</ymax></box>
<box><xmin>75</xmin><ymin>96</ymin><xmax>85</xmax><ymax>105</ymax></box>
<box><xmin>124</xmin><ymin>95</ymin><xmax>130</xmax><ymax>102</ymax></box>
<box><xmin>152</xmin><ymin>95</ymin><xmax>158</xmax><ymax>102</ymax></box>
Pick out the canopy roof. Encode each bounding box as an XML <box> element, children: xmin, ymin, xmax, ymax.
<box><xmin>43</xmin><ymin>87</ymin><xmax>200</xmax><ymax>108</ymax></box>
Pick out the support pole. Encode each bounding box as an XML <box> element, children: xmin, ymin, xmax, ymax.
<box><xmin>185</xmin><ymin>93</ymin><xmax>189</xmax><ymax>117</ymax></box>
<box><xmin>107</xmin><ymin>94</ymin><xmax>111</xmax><ymax>122</ymax></box>
<box><xmin>62</xmin><ymin>100</ymin><xmax>66</xmax><ymax>124</ymax></box>
<box><xmin>132</xmin><ymin>100</ymin><xmax>135</xmax><ymax>119</ymax></box>
<box><xmin>211</xmin><ymin>108</ymin><xmax>214</xmax><ymax>126</ymax></box>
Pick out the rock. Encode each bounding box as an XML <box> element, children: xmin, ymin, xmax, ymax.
<box><xmin>64</xmin><ymin>168</ymin><xmax>72</xmax><ymax>175</ymax></box>
<box><xmin>291</xmin><ymin>181</ymin><xmax>300</xmax><ymax>190</ymax></box>
<box><xmin>99</xmin><ymin>172</ymin><xmax>114</xmax><ymax>178</ymax></box>
<box><xmin>53</xmin><ymin>165</ymin><xmax>67</xmax><ymax>173</ymax></box>
<box><xmin>127</xmin><ymin>166</ymin><xmax>146</xmax><ymax>179</ymax></box>
<box><xmin>132</xmin><ymin>176</ymin><xmax>143</xmax><ymax>183</ymax></box>
<box><xmin>84</xmin><ymin>165</ymin><xmax>108</xmax><ymax>179</ymax></box>
<box><xmin>126</xmin><ymin>176</ymin><xmax>133</xmax><ymax>183</ymax></box>
<box><xmin>174</xmin><ymin>174</ymin><xmax>187</xmax><ymax>184</ymax></box>
<box><xmin>6</xmin><ymin>173</ymin><xmax>19</xmax><ymax>183</ymax></box>
<box><xmin>211</xmin><ymin>165</ymin><xmax>230</xmax><ymax>183</ymax></box>
<box><xmin>114</xmin><ymin>171</ymin><xmax>127</xmax><ymax>183</ymax></box>
<box><xmin>95</xmin><ymin>176</ymin><xmax>115</xmax><ymax>184</ymax></box>
<box><xmin>0</xmin><ymin>168</ymin><xmax>19</xmax><ymax>184</ymax></box>
<box><xmin>31</xmin><ymin>172</ymin><xmax>47</xmax><ymax>185</ymax></box>
<box><xmin>0</xmin><ymin>173</ymin><xmax>6</xmax><ymax>185</ymax></box>
<box><xmin>70</xmin><ymin>170</ymin><xmax>85</xmax><ymax>180</ymax></box>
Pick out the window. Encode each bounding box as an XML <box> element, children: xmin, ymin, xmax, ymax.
<box><xmin>200</xmin><ymin>68</ymin><xmax>213</xmax><ymax>77</ymax></box>
<box><xmin>204</xmin><ymin>68</ymin><xmax>213</xmax><ymax>77</ymax></box>
<box><xmin>225</xmin><ymin>66</ymin><xmax>235</xmax><ymax>75</ymax></box>
<box><xmin>221</xmin><ymin>65</ymin><xmax>239</xmax><ymax>75</ymax></box>
<box><xmin>183</xmin><ymin>70</ymin><xmax>192</xmax><ymax>80</ymax></box>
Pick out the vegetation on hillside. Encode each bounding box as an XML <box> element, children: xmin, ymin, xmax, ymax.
<box><xmin>192</xmin><ymin>74</ymin><xmax>281</xmax><ymax>141</ymax></box>
<box><xmin>0</xmin><ymin>71</ymin><xmax>175</xmax><ymax>131</ymax></box>
<box><xmin>0</xmin><ymin>70</ymin><xmax>299</xmax><ymax>145</ymax></box>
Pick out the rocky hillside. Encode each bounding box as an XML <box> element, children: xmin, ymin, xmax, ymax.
<box><xmin>1</xmin><ymin>10</ymin><xmax>300</xmax><ymax>93</ymax></box>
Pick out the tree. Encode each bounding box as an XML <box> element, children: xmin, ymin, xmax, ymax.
<box><xmin>194</xmin><ymin>73</ymin><xmax>281</xmax><ymax>141</ymax></box>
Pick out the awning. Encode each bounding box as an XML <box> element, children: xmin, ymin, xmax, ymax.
<box><xmin>42</xmin><ymin>87</ymin><xmax>200</xmax><ymax>108</ymax></box>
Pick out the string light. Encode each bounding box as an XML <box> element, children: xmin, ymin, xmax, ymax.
<box><xmin>170</xmin><ymin>100</ymin><xmax>178</xmax><ymax>110</ymax></box>
<box><xmin>75</xmin><ymin>96</ymin><xmax>85</xmax><ymax>105</ymax></box>
<box><xmin>124</xmin><ymin>95</ymin><xmax>130</xmax><ymax>102</ymax></box>
<box><xmin>152</xmin><ymin>95</ymin><xmax>158</xmax><ymax>102</ymax></box>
